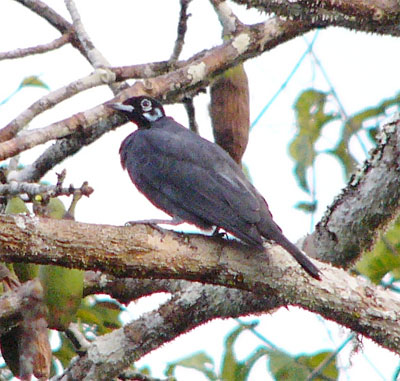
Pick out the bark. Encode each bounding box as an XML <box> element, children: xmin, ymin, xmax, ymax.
<box><xmin>55</xmin><ymin>283</ymin><xmax>281</xmax><ymax>381</ymax></box>
<box><xmin>304</xmin><ymin>119</ymin><xmax>400</xmax><ymax>266</ymax></box>
<box><xmin>0</xmin><ymin>214</ymin><xmax>399</xmax><ymax>355</ymax></box>
<box><xmin>2</xmin><ymin>1</ymin><xmax>400</xmax><ymax>379</ymax></box>
<box><xmin>231</xmin><ymin>0</ymin><xmax>400</xmax><ymax>36</ymax></box>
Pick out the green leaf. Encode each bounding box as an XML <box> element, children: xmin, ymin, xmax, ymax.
<box><xmin>356</xmin><ymin>215</ymin><xmax>400</xmax><ymax>283</ymax></box>
<box><xmin>329</xmin><ymin>92</ymin><xmax>400</xmax><ymax>177</ymax></box>
<box><xmin>5</xmin><ymin>197</ymin><xmax>39</xmax><ymax>282</ymax></box>
<box><xmin>76</xmin><ymin>298</ymin><xmax>123</xmax><ymax>335</ymax></box>
<box><xmin>238</xmin><ymin>347</ymin><xmax>269</xmax><ymax>380</ymax></box>
<box><xmin>220</xmin><ymin>321</ymin><xmax>268</xmax><ymax>381</ymax></box>
<box><xmin>290</xmin><ymin>89</ymin><xmax>337</xmax><ymax>193</ymax></box>
<box><xmin>268</xmin><ymin>349</ymin><xmax>338</xmax><ymax>381</ymax></box>
<box><xmin>297</xmin><ymin>350</ymin><xmax>338</xmax><ymax>379</ymax></box>
<box><xmin>221</xmin><ymin>323</ymin><xmax>252</xmax><ymax>380</ymax></box>
<box><xmin>39</xmin><ymin>265</ymin><xmax>84</xmax><ymax>330</ymax></box>
<box><xmin>165</xmin><ymin>322</ymin><xmax>269</xmax><ymax>381</ymax></box>
<box><xmin>19</xmin><ymin>75</ymin><xmax>49</xmax><ymax>90</ymax></box>
<box><xmin>165</xmin><ymin>351</ymin><xmax>217</xmax><ymax>380</ymax></box>
<box><xmin>295</xmin><ymin>201</ymin><xmax>318</xmax><ymax>213</ymax></box>
<box><xmin>268</xmin><ymin>349</ymin><xmax>309</xmax><ymax>381</ymax></box>
<box><xmin>53</xmin><ymin>333</ymin><xmax>77</xmax><ymax>370</ymax></box>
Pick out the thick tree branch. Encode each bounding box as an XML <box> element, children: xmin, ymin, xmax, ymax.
<box><xmin>84</xmin><ymin>272</ymin><xmax>187</xmax><ymax>304</ymax></box>
<box><xmin>304</xmin><ymin>119</ymin><xmax>400</xmax><ymax>266</ymax></box>
<box><xmin>0</xmin><ymin>214</ymin><xmax>399</xmax><ymax>353</ymax></box>
<box><xmin>231</xmin><ymin>0</ymin><xmax>400</xmax><ymax>36</ymax></box>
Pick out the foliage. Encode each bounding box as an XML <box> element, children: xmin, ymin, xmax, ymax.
<box><xmin>165</xmin><ymin>321</ymin><xmax>338</xmax><ymax>380</ymax></box>
<box><xmin>290</xmin><ymin>89</ymin><xmax>400</xmax><ymax>212</ymax></box>
<box><xmin>356</xmin><ymin>215</ymin><xmax>400</xmax><ymax>284</ymax></box>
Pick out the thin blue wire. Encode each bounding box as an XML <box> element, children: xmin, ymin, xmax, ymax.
<box><xmin>250</xmin><ymin>30</ymin><xmax>320</xmax><ymax>130</ymax></box>
<box><xmin>0</xmin><ymin>86</ymin><xmax>21</xmax><ymax>106</ymax></box>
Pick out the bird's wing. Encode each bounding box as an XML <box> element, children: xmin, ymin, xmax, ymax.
<box><xmin>132</xmin><ymin>122</ymin><xmax>262</xmax><ymax>231</ymax></box>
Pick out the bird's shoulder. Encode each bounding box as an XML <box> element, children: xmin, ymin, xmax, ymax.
<box><xmin>131</xmin><ymin>117</ymin><xmax>228</xmax><ymax>165</ymax></box>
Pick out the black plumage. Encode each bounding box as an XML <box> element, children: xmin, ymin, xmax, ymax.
<box><xmin>109</xmin><ymin>96</ymin><xmax>321</xmax><ymax>279</ymax></box>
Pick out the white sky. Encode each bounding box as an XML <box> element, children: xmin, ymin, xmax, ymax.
<box><xmin>0</xmin><ymin>1</ymin><xmax>399</xmax><ymax>380</ymax></box>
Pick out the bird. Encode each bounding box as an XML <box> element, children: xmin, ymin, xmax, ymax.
<box><xmin>109</xmin><ymin>96</ymin><xmax>321</xmax><ymax>279</ymax></box>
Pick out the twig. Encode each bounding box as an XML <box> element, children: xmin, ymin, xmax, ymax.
<box><xmin>169</xmin><ymin>0</ymin><xmax>192</xmax><ymax>64</ymax></box>
<box><xmin>14</xmin><ymin>0</ymin><xmax>92</xmax><ymax>59</ymax></box>
<box><xmin>8</xmin><ymin>17</ymin><xmax>315</xmax><ymax>182</ymax></box>
<box><xmin>65</xmin><ymin>323</ymin><xmax>91</xmax><ymax>354</ymax></box>
<box><xmin>210</xmin><ymin>0</ymin><xmax>244</xmax><ymax>36</ymax></box>
<box><xmin>119</xmin><ymin>370</ymin><xmax>174</xmax><ymax>381</ymax></box>
<box><xmin>0</xmin><ymin>34</ymin><xmax>71</xmax><ymax>61</ymax></box>
<box><xmin>0</xmin><ymin>69</ymin><xmax>117</xmax><ymax>143</ymax></box>
<box><xmin>0</xmin><ymin>180</ymin><xmax>93</xmax><ymax>199</ymax></box>
<box><xmin>64</xmin><ymin>0</ymin><xmax>127</xmax><ymax>95</ymax></box>
<box><xmin>182</xmin><ymin>97</ymin><xmax>199</xmax><ymax>133</ymax></box>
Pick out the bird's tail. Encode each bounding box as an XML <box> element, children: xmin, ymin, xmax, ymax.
<box><xmin>269</xmin><ymin>231</ymin><xmax>321</xmax><ymax>280</ymax></box>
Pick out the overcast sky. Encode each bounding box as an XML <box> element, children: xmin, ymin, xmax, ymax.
<box><xmin>1</xmin><ymin>1</ymin><xmax>399</xmax><ymax>379</ymax></box>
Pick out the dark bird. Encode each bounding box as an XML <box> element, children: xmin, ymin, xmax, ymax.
<box><xmin>109</xmin><ymin>96</ymin><xmax>321</xmax><ymax>279</ymax></box>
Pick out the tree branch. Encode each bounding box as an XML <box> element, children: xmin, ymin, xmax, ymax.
<box><xmin>0</xmin><ymin>278</ymin><xmax>44</xmax><ymax>336</ymax></box>
<box><xmin>13</xmin><ymin>0</ymin><xmax>89</xmax><ymax>60</ymax></box>
<box><xmin>0</xmin><ymin>17</ymin><xmax>315</xmax><ymax>166</ymax></box>
<box><xmin>304</xmin><ymin>119</ymin><xmax>400</xmax><ymax>266</ymax></box>
<box><xmin>169</xmin><ymin>0</ymin><xmax>192</xmax><ymax>64</ymax></box>
<box><xmin>0</xmin><ymin>214</ymin><xmax>399</xmax><ymax>353</ymax></box>
<box><xmin>0</xmin><ymin>69</ymin><xmax>117</xmax><ymax>143</ymax></box>
<box><xmin>64</xmin><ymin>0</ymin><xmax>127</xmax><ymax>95</ymax></box>
<box><xmin>0</xmin><ymin>34</ymin><xmax>71</xmax><ymax>61</ymax></box>
<box><xmin>231</xmin><ymin>0</ymin><xmax>400</xmax><ymax>36</ymax></box>
<box><xmin>210</xmin><ymin>0</ymin><xmax>244</xmax><ymax>36</ymax></box>
<box><xmin>0</xmin><ymin>180</ymin><xmax>93</xmax><ymax>199</ymax></box>
<box><xmin>55</xmin><ymin>282</ymin><xmax>281</xmax><ymax>380</ymax></box>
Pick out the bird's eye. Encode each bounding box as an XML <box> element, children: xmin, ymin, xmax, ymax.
<box><xmin>140</xmin><ymin>99</ymin><xmax>152</xmax><ymax>112</ymax></box>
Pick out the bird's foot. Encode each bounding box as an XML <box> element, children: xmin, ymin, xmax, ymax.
<box><xmin>212</xmin><ymin>227</ymin><xmax>228</xmax><ymax>239</ymax></box>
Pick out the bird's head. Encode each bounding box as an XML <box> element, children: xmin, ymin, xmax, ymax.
<box><xmin>108</xmin><ymin>96</ymin><xmax>165</xmax><ymax>128</ymax></box>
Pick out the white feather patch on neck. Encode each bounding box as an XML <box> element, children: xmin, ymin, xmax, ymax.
<box><xmin>143</xmin><ymin>108</ymin><xmax>163</xmax><ymax>122</ymax></box>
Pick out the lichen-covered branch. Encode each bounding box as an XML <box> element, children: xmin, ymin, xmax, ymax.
<box><xmin>0</xmin><ymin>34</ymin><xmax>71</xmax><ymax>61</ymax></box>
<box><xmin>0</xmin><ymin>17</ymin><xmax>314</xmax><ymax>166</ymax></box>
<box><xmin>210</xmin><ymin>0</ymin><xmax>244</xmax><ymax>35</ymax></box>
<box><xmin>0</xmin><ymin>214</ymin><xmax>399</xmax><ymax>353</ymax></box>
<box><xmin>0</xmin><ymin>69</ymin><xmax>117</xmax><ymax>142</ymax></box>
<box><xmin>231</xmin><ymin>0</ymin><xmax>400</xmax><ymax>36</ymax></box>
<box><xmin>0</xmin><ymin>179</ymin><xmax>93</xmax><ymax>199</ymax></box>
<box><xmin>304</xmin><ymin>119</ymin><xmax>400</xmax><ymax>267</ymax></box>
<box><xmin>64</xmin><ymin>0</ymin><xmax>127</xmax><ymax>95</ymax></box>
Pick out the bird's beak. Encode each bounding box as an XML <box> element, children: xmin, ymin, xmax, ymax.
<box><xmin>108</xmin><ymin>102</ymin><xmax>134</xmax><ymax>113</ymax></box>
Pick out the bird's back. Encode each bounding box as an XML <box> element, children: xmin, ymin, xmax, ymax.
<box><xmin>119</xmin><ymin>116</ymin><xmax>281</xmax><ymax>247</ymax></box>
